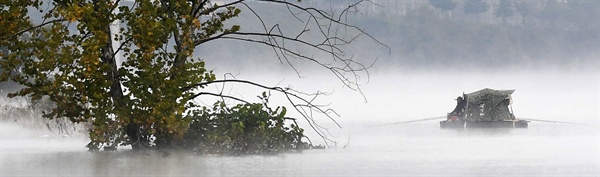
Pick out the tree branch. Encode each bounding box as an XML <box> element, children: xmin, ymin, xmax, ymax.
<box><xmin>191</xmin><ymin>92</ymin><xmax>250</xmax><ymax>104</ymax></box>
<box><xmin>1</xmin><ymin>19</ymin><xmax>66</xmax><ymax>41</ymax></box>
<box><xmin>186</xmin><ymin>79</ymin><xmax>342</xmax><ymax>146</ymax></box>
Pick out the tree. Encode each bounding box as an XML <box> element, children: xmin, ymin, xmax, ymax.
<box><xmin>463</xmin><ymin>0</ymin><xmax>489</xmax><ymax>21</ymax></box>
<box><xmin>0</xmin><ymin>46</ymin><xmax>7</xmax><ymax>57</ymax></box>
<box><xmin>539</xmin><ymin>0</ymin><xmax>568</xmax><ymax>27</ymax></box>
<box><xmin>566</xmin><ymin>0</ymin><xmax>600</xmax><ymax>31</ymax></box>
<box><xmin>494</xmin><ymin>0</ymin><xmax>515</xmax><ymax>23</ymax></box>
<box><xmin>514</xmin><ymin>1</ymin><xmax>533</xmax><ymax>26</ymax></box>
<box><xmin>0</xmin><ymin>0</ymin><xmax>385</xmax><ymax>152</ymax></box>
<box><xmin>428</xmin><ymin>0</ymin><xmax>457</xmax><ymax>19</ymax></box>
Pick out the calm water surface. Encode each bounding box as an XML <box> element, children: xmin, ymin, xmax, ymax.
<box><xmin>1</xmin><ymin>121</ymin><xmax>598</xmax><ymax>176</ymax></box>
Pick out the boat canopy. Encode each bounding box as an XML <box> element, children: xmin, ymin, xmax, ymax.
<box><xmin>464</xmin><ymin>88</ymin><xmax>515</xmax><ymax>121</ymax></box>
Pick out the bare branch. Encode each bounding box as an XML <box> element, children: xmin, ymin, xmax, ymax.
<box><xmin>187</xmin><ymin>79</ymin><xmax>342</xmax><ymax>145</ymax></box>
<box><xmin>209</xmin><ymin>36</ymin><xmax>369</xmax><ymax>90</ymax></box>
<box><xmin>185</xmin><ymin>0</ymin><xmax>388</xmax><ymax>146</ymax></box>
<box><xmin>191</xmin><ymin>92</ymin><xmax>250</xmax><ymax>104</ymax></box>
<box><xmin>191</xmin><ymin>0</ymin><xmax>388</xmax><ymax>95</ymax></box>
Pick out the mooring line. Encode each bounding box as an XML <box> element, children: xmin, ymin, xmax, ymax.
<box><xmin>518</xmin><ymin>117</ymin><xmax>592</xmax><ymax>126</ymax></box>
<box><xmin>371</xmin><ymin>116</ymin><xmax>446</xmax><ymax>127</ymax></box>
<box><xmin>372</xmin><ymin>116</ymin><xmax>592</xmax><ymax>127</ymax></box>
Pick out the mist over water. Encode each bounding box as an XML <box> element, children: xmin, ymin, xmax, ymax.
<box><xmin>214</xmin><ymin>66</ymin><xmax>599</xmax><ymax>124</ymax></box>
<box><xmin>2</xmin><ymin>66</ymin><xmax>598</xmax><ymax>176</ymax></box>
<box><xmin>2</xmin><ymin>0</ymin><xmax>599</xmax><ymax>175</ymax></box>
<box><xmin>1</xmin><ymin>121</ymin><xmax>598</xmax><ymax>176</ymax></box>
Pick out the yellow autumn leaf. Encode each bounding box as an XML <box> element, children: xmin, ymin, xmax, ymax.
<box><xmin>68</xmin><ymin>16</ymin><xmax>77</xmax><ymax>22</ymax></box>
<box><xmin>192</xmin><ymin>18</ymin><xmax>201</xmax><ymax>27</ymax></box>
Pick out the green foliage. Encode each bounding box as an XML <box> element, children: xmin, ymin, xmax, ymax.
<box><xmin>0</xmin><ymin>0</ymin><xmax>309</xmax><ymax>153</ymax></box>
<box><xmin>183</xmin><ymin>94</ymin><xmax>307</xmax><ymax>154</ymax></box>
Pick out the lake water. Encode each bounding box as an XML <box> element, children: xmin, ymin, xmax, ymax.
<box><xmin>1</xmin><ymin>69</ymin><xmax>598</xmax><ymax>176</ymax></box>
<box><xmin>1</xmin><ymin>121</ymin><xmax>598</xmax><ymax>176</ymax></box>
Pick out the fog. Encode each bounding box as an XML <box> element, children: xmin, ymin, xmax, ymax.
<box><xmin>2</xmin><ymin>122</ymin><xmax>598</xmax><ymax>176</ymax></box>
<box><xmin>196</xmin><ymin>65</ymin><xmax>599</xmax><ymax>144</ymax></box>
<box><xmin>2</xmin><ymin>0</ymin><xmax>599</xmax><ymax>176</ymax></box>
<box><xmin>204</xmin><ymin>64</ymin><xmax>599</xmax><ymax>123</ymax></box>
<box><xmin>2</xmin><ymin>67</ymin><xmax>598</xmax><ymax>176</ymax></box>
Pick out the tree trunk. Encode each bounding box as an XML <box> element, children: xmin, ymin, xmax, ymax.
<box><xmin>126</xmin><ymin>123</ymin><xmax>147</xmax><ymax>150</ymax></box>
<box><xmin>98</xmin><ymin>13</ymin><xmax>146</xmax><ymax>150</ymax></box>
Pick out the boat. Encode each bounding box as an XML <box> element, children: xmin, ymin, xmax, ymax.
<box><xmin>440</xmin><ymin>88</ymin><xmax>529</xmax><ymax>129</ymax></box>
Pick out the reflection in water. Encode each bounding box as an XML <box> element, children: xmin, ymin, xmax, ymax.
<box><xmin>1</xmin><ymin>122</ymin><xmax>598</xmax><ymax>176</ymax></box>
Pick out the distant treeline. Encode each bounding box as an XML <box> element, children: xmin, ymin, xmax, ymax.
<box><xmin>202</xmin><ymin>0</ymin><xmax>599</xmax><ymax>70</ymax></box>
<box><xmin>352</xmin><ymin>0</ymin><xmax>599</xmax><ymax>69</ymax></box>
<box><xmin>354</xmin><ymin>1</ymin><xmax>598</xmax><ymax>69</ymax></box>
<box><xmin>4</xmin><ymin>0</ymin><xmax>597</xmax><ymax>72</ymax></box>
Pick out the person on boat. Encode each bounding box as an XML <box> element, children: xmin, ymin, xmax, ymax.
<box><xmin>449</xmin><ymin>96</ymin><xmax>467</xmax><ymax>119</ymax></box>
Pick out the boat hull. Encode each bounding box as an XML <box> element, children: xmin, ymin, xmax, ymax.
<box><xmin>440</xmin><ymin>120</ymin><xmax>528</xmax><ymax>129</ymax></box>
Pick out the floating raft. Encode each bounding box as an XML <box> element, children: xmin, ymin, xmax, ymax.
<box><xmin>441</xmin><ymin>88</ymin><xmax>529</xmax><ymax>129</ymax></box>
<box><xmin>440</xmin><ymin>119</ymin><xmax>529</xmax><ymax>129</ymax></box>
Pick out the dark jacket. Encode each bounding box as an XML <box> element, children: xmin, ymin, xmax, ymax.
<box><xmin>451</xmin><ymin>98</ymin><xmax>467</xmax><ymax>116</ymax></box>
